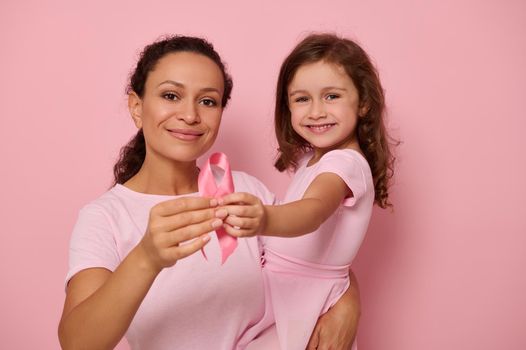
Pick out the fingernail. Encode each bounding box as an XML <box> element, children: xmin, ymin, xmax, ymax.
<box><xmin>215</xmin><ymin>209</ymin><xmax>228</xmax><ymax>218</ymax></box>
<box><xmin>211</xmin><ymin>219</ymin><xmax>222</xmax><ymax>228</ymax></box>
<box><xmin>210</xmin><ymin>199</ymin><xmax>218</xmax><ymax>207</ymax></box>
<box><xmin>202</xmin><ymin>234</ymin><xmax>210</xmax><ymax>242</ymax></box>
<box><xmin>217</xmin><ymin>198</ymin><xmax>224</xmax><ymax>205</ymax></box>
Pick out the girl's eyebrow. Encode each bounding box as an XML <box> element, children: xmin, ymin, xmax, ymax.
<box><xmin>289</xmin><ymin>89</ymin><xmax>308</xmax><ymax>97</ymax></box>
<box><xmin>321</xmin><ymin>86</ymin><xmax>347</xmax><ymax>92</ymax></box>
<box><xmin>289</xmin><ymin>86</ymin><xmax>347</xmax><ymax>96</ymax></box>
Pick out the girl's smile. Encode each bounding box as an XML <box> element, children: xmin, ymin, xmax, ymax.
<box><xmin>304</xmin><ymin>122</ymin><xmax>337</xmax><ymax>134</ymax></box>
<box><xmin>288</xmin><ymin>60</ymin><xmax>363</xmax><ymax>161</ymax></box>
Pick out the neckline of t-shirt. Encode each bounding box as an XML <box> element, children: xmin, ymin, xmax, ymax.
<box><xmin>112</xmin><ymin>183</ymin><xmax>199</xmax><ymax>200</ymax></box>
<box><xmin>304</xmin><ymin>148</ymin><xmax>368</xmax><ymax>168</ymax></box>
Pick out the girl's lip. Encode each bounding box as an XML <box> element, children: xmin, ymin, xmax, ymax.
<box><xmin>167</xmin><ymin>128</ymin><xmax>204</xmax><ymax>140</ymax></box>
<box><xmin>305</xmin><ymin>123</ymin><xmax>336</xmax><ymax>134</ymax></box>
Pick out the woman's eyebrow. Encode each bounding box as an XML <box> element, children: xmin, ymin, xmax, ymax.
<box><xmin>200</xmin><ymin>87</ymin><xmax>221</xmax><ymax>94</ymax></box>
<box><xmin>158</xmin><ymin>80</ymin><xmax>184</xmax><ymax>88</ymax></box>
<box><xmin>157</xmin><ymin>80</ymin><xmax>220</xmax><ymax>94</ymax></box>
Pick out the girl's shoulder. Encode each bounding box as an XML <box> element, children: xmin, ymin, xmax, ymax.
<box><xmin>318</xmin><ymin>148</ymin><xmax>369</xmax><ymax>168</ymax></box>
<box><xmin>311</xmin><ymin>149</ymin><xmax>374</xmax><ymax>205</ymax></box>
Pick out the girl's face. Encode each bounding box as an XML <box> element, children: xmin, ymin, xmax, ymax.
<box><xmin>288</xmin><ymin>60</ymin><xmax>363</xmax><ymax>156</ymax></box>
<box><xmin>129</xmin><ymin>52</ymin><xmax>224</xmax><ymax>163</ymax></box>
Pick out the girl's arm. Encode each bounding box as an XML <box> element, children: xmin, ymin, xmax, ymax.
<box><xmin>219</xmin><ymin>172</ymin><xmax>350</xmax><ymax>238</ymax></box>
<box><xmin>58</xmin><ymin>197</ymin><xmax>222</xmax><ymax>350</ymax></box>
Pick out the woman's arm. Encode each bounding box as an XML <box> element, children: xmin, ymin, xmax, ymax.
<box><xmin>307</xmin><ymin>269</ymin><xmax>361</xmax><ymax>350</ymax></box>
<box><xmin>59</xmin><ymin>249</ymin><xmax>159</xmax><ymax>350</ymax></box>
<box><xmin>58</xmin><ymin>197</ymin><xmax>222</xmax><ymax>350</ymax></box>
<box><xmin>219</xmin><ymin>172</ymin><xmax>350</xmax><ymax>238</ymax></box>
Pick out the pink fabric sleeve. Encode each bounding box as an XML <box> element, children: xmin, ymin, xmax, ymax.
<box><xmin>315</xmin><ymin>149</ymin><xmax>368</xmax><ymax>207</ymax></box>
<box><xmin>65</xmin><ymin>204</ymin><xmax>120</xmax><ymax>287</ymax></box>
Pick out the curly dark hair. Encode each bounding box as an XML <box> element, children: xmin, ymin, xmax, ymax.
<box><xmin>113</xmin><ymin>35</ymin><xmax>233</xmax><ymax>185</ymax></box>
<box><xmin>274</xmin><ymin>33</ymin><xmax>396</xmax><ymax>208</ymax></box>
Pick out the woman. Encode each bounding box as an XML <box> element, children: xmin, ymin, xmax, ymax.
<box><xmin>58</xmin><ymin>35</ymin><xmax>360</xmax><ymax>349</ymax></box>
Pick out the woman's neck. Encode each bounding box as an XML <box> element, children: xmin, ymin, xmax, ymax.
<box><xmin>124</xmin><ymin>154</ymin><xmax>200</xmax><ymax>196</ymax></box>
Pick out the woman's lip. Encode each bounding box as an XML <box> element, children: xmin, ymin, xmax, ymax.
<box><xmin>167</xmin><ymin>128</ymin><xmax>204</xmax><ymax>141</ymax></box>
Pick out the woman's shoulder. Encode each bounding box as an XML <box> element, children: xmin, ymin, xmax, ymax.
<box><xmin>232</xmin><ymin>171</ymin><xmax>276</xmax><ymax>205</ymax></box>
<box><xmin>77</xmin><ymin>185</ymin><xmax>129</xmax><ymax>219</ymax></box>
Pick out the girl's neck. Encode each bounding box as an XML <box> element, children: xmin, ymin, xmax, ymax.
<box><xmin>309</xmin><ymin>138</ymin><xmax>363</xmax><ymax>166</ymax></box>
<box><xmin>124</xmin><ymin>153</ymin><xmax>200</xmax><ymax>196</ymax></box>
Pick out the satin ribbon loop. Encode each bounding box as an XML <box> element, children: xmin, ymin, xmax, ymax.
<box><xmin>198</xmin><ymin>152</ymin><xmax>236</xmax><ymax>264</ymax></box>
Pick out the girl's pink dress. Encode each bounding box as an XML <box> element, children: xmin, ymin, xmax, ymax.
<box><xmin>253</xmin><ymin>149</ymin><xmax>374</xmax><ymax>350</ymax></box>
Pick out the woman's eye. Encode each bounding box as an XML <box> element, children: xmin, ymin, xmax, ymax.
<box><xmin>163</xmin><ymin>92</ymin><xmax>178</xmax><ymax>101</ymax></box>
<box><xmin>326</xmin><ymin>94</ymin><xmax>340</xmax><ymax>101</ymax></box>
<box><xmin>200</xmin><ymin>98</ymin><xmax>217</xmax><ymax>107</ymax></box>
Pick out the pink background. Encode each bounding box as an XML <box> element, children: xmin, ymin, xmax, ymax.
<box><xmin>1</xmin><ymin>0</ymin><xmax>525</xmax><ymax>349</ymax></box>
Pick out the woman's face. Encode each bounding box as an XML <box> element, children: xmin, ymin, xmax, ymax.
<box><xmin>130</xmin><ymin>52</ymin><xmax>225</xmax><ymax>163</ymax></box>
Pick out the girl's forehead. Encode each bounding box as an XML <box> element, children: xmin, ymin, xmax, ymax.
<box><xmin>289</xmin><ymin>61</ymin><xmax>352</xmax><ymax>88</ymax></box>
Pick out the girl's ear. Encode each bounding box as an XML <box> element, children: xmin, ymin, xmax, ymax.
<box><xmin>128</xmin><ymin>92</ymin><xmax>143</xmax><ymax>129</ymax></box>
<box><xmin>359</xmin><ymin>103</ymin><xmax>370</xmax><ymax>117</ymax></box>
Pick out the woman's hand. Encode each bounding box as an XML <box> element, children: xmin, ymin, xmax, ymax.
<box><xmin>307</xmin><ymin>271</ymin><xmax>361</xmax><ymax>350</ymax></box>
<box><xmin>139</xmin><ymin>196</ymin><xmax>226</xmax><ymax>272</ymax></box>
<box><xmin>217</xmin><ymin>192</ymin><xmax>267</xmax><ymax>238</ymax></box>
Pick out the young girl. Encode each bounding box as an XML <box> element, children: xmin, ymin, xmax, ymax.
<box><xmin>219</xmin><ymin>33</ymin><xmax>395</xmax><ymax>349</ymax></box>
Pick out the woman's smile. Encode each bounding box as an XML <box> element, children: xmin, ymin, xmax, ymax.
<box><xmin>166</xmin><ymin>127</ymin><xmax>204</xmax><ymax>141</ymax></box>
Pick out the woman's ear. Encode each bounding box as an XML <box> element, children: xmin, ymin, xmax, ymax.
<box><xmin>128</xmin><ymin>92</ymin><xmax>143</xmax><ymax>129</ymax></box>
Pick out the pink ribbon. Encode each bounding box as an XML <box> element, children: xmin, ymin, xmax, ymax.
<box><xmin>198</xmin><ymin>152</ymin><xmax>236</xmax><ymax>264</ymax></box>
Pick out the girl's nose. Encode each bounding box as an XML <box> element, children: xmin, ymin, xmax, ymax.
<box><xmin>309</xmin><ymin>100</ymin><xmax>327</xmax><ymax>119</ymax></box>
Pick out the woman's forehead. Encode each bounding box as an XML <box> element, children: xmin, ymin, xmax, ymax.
<box><xmin>147</xmin><ymin>52</ymin><xmax>224</xmax><ymax>91</ymax></box>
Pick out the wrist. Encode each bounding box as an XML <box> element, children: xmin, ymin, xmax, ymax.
<box><xmin>133</xmin><ymin>243</ymin><xmax>163</xmax><ymax>276</ymax></box>
<box><xmin>260</xmin><ymin>205</ymin><xmax>271</xmax><ymax>235</ymax></box>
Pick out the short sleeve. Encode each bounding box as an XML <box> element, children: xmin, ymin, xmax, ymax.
<box><xmin>315</xmin><ymin>149</ymin><xmax>369</xmax><ymax>207</ymax></box>
<box><xmin>65</xmin><ymin>204</ymin><xmax>120</xmax><ymax>287</ymax></box>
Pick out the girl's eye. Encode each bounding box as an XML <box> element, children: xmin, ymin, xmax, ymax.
<box><xmin>326</xmin><ymin>94</ymin><xmax>340</xmax><ymax>101</ymax></box>
<box><xmin>294</xmin><ymin>96</ymin><xmax>309</xmax><ymax>103</ymax></box>
<box><xmin>162</xmin><ymin>92</ymin><xmax>178</xmax><ymax>101</ymax></box>
<box><xmin>200</xmin><ymin>98</ymin><xmax>217</xmax><ymax>107</ymax></box>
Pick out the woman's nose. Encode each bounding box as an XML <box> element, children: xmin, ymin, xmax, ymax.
<box><xmin>177</xmin><ymin>101</ymin><xmax>200</xmax><ymax>124</ymax></box>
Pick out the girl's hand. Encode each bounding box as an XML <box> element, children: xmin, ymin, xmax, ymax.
<box><xmin>139</xmin><ymin>197</ymin><xmax>226</xmax><ymax>272</ymax></box>
<box><xmin>217</xmin><ymin>192</ymin><xmax>267</xmax><ymax>238</ymax></box>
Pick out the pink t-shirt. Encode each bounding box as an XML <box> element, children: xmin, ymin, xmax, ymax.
<box><xmin>66</xmin><ymin>171</ymin><xmax>275</xmax><ymax>350</ymax></box>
